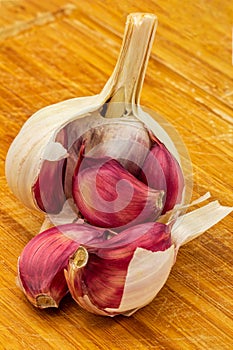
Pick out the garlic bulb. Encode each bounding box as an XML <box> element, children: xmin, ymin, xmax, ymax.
<box><xmin>6</xmin><ymin>12</ymin><xmax>232</xmax><ymax>317</ymax></box>
<box><xmin>5</xmin><ymin>13</ymin><xmax>190</xmax><ymax>227</ymax></box>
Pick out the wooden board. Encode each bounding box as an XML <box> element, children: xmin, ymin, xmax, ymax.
<box><xmin>0</xmin><ymin>1</ymin><xmax>232</xmax><ymax>349</ymax></box>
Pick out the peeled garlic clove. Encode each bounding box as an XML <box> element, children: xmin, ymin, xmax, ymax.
<box><xmin>141</xmin><ymin>134</ymin><xmax>184</xmax><ymax>213</ymax></box>
<box><xmin>65</xmin><ymin>222</ymin><xmax>172</xmax><ymax>316</ymax></box>
<box><xmin>72</xmin><ymin>144</ymin><xmax>164</xmax><ymax>229</ymax></box>
<box><xmin>18</xmin><ymin>223</ymin><xmax>107</xmax><ymax>308</ymax></box>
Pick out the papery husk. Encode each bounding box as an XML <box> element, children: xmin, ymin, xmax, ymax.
<box><xmin>171</xmin><ymin>199</ymin><xmax>233</xmax><ymax>249</ymax></box>
<box><xmin>105</xmin><ymin>245</ymin><xmax>175</xmax><ymax>315</ymax></box>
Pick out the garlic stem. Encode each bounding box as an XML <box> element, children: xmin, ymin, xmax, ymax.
<box><xmin>103</xmin><ymin>13</ymin><xmax>158</xmax><ymax>118</ymax></box>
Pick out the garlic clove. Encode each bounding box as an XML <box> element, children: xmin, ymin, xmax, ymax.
<box><xmin>32</xmin><ymin>128</ymin><xmax>68</xmax><ymax>214</ymax></box>
<box><xmin>141</xmin><ymin>133</ymin><xmax>184</xmax><ymax>213</ymax></box>
<box><xmin>65</xmin><ymin>221</ymin><xmax>171</xmax><ymax>316</ymax></box>
<box><xmin>72</xmin><ymin>144</ymin><xmax>164</xmax><ymax>229</ymax></box>
<box><xmin>18</xmin><ymin>223</ymin><xmax>107</xmax><ymax>308</ymax></box>
<box><xmin>32</xmin><ymin>158</ymin><xmax>67</xmax><ymax>214</ymax></box>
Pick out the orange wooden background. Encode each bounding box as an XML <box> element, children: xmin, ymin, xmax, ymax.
<box><xmin>0</xmin><ymin>1</ymin><xmax>232</xmax><ymax>349</ymax></box>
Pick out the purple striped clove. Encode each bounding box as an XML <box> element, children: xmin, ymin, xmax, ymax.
<box><xmin>32</xmin><ymin>128</ymin><xmax>67</xmax><ymax>214</ymax></box>
<box><xmin>72</xmin><ymin>144</ymin><xmax>165</xmax><ymax>229</ymax></box>
<box><xmin>141</xmin><ymin>133</ymin><xmax>184</xmax><ymax>213</ymax></box>
<box><xmin>17</xmin><ymin>223</ymin><xmax>108</xmax><ymax>308</ymax></box>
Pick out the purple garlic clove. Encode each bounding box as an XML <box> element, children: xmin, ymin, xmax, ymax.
<box><xmin>17</xmin><ymin>223</ymin><xmax>108</xmax><ymax>308</ymax></box>
<box><xmin>141</xmin><ymin>134</ymin><xmax>184</xmax><ymax>213</ymax></box>
<box><xmin>72</xmin><ymin>144</ymin><xmax>165</xmax><ymax>229</ymax></box>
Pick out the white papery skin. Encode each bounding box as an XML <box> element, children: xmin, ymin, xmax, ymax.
<box><xmin>105</xmin><ymin>245</ymin><xmax>175</xmax><ymax>315</ymax></box>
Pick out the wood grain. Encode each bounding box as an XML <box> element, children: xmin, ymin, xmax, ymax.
<box><xmin>0</xmin><ymin>1</ymin><xmax>232</xmax><ymax>349</ymax></box>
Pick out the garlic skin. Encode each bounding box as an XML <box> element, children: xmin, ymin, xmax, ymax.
<box><xmin>64</xmin><ymin>222</ymin><xmax>172</xmax><ymax>316</ymax></box>
<box><xmin>72</xmin><ymin>144</ymin><xmax>164</xmax><ymax>229</ymax></box>
<box><xmin>18</xmin><ymin>223</ymin><xmax>107</xmax><ymax>308</ymax></box>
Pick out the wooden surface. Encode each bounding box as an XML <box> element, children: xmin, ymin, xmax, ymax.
<box><xmin>0</xmin><ymin>1</ymin><xmax>233</xmax><ymax>349</ymax></box>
